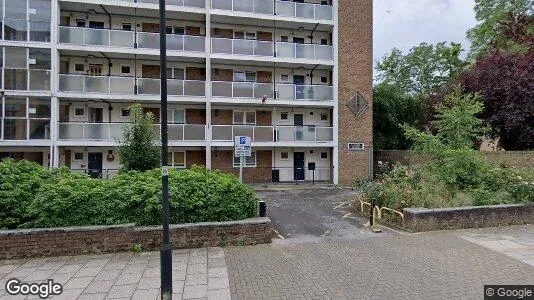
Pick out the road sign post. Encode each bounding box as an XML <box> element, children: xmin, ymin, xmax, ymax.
<box><xmin>234</xmin><ymin>136</ymin><xmax>251</xmax><ymax>182</ymax></box>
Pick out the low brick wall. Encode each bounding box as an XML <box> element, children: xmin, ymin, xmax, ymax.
<box><xmin>0</xmin><ymin>218</ymin><xmax>272</xmax><ymax>260</ymax></box>
<box><xmin>403</xmin><ymin>205</ymin><xmax>534</xmax><ymax>232</ymax></box>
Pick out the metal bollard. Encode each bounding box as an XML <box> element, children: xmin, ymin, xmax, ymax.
<box><xmin>258</xmin><ymin>201</ymin><xmax>266</xmax><ymax>217</ymax></box>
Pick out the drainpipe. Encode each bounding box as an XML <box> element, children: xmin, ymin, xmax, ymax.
<box><xmin>309</xmin><ymin>64</ymin><xmax>319</xmax><ymax>85</ymax></box>
<box><xmin>100</xmin><ymin>52</ymin><xmax>111</xmax><ymax>76</ymax></box>
<box><xmin>100</xmin><ymin>99</ymin><xmax>112</xmax><ymax>122</ymax></box>
<box><xmin>99</xmin><ymin>5</ymin><xmax>112</xmax><ymax>30</ymax></box>
<box><xmin>308</xmin><ymin>23</ymin><xmax>319</xmax><ymax>43</ymax></box>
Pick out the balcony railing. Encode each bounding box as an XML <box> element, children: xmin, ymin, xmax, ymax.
<box><xmin>212</xmin><ymin>81</ymin><xmax>274</xmax><ymax>98</ymax></box>
<box><xmin>211</xmin><ymin>125</ymin><xmax>333</xmax><ymax>142</ymax></box>
<box><xmin>212</xmin><ymin>38</ymin><xmax>274</xmax><ymax>56</ymax></box>
<box><xmin>58</xmin><ymin>75</ymin><xmax>205</xmax><ymax>97</ymax></box>
<box><xmin>276</xmin><ymin>84</ymin><xmax>333</xmax><ymax>101</ymax></box>
<box><xmin>58</xmin><ymin>123</ymin><xmax>206</xmax><ymax>141</ymax></box>
<box><xmin>276</xmin><ymin>42</ymin><xmax>333</xmax><ymax>60</ymax></box>
<box><xmin>59</xmin><ymin>26</ymin><xmax>205</xmax><ymax>52</ymax></box>
<box><xmin>211</xmin><ymin>0</ymin><xmax>333</xmax><ymax>21</ymax></box>
<box><xmin>1</xmin><ymin>68</ymin><xmax>51</xmax><ymax>91</ymax></box>
<box><xmin>136</xmin><ymin>0</ymin><xmax>205</xmax><ymax>8</ymax></box>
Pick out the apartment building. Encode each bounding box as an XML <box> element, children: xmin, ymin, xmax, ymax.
<box><xmin>0</xmin><ymin>0</ymin><xmax>372</xmax><ymax>185</ymax></box>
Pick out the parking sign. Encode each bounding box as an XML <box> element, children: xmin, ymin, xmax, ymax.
<box><xmin>234</xmin><ymin>136</ymin><xmax>251</xmax><ymax>157</ymax></box>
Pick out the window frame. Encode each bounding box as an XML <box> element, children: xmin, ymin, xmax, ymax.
<box><xmin>74</xmin><ymin>107</ymin><xmax>85</xmax><ymax>117</ymax></box>
<box><xmin>120</xmin><ymin>107</ymin><xmax>130</xmax><ymax>118</ymax></box>
<box><xmin>280</xmin><ymin>112</ymin><xmax>289</xmax><ymax>120</ymax></box>
<box><xmin>73</xmin><ymin>152</ymin><xmax>84</xmax><ymax>161</ymax></box>
<box><xmin>320</xmin><ymin>113</ymin><xmax>328</xmax><ymax>121</ymax></box>
<box><xmin>233</xmin><ymin>110</ymin><xmax>256</xmax><ymax>125</ymax></box>
<box><xmin>168</xmin><ymin>109</ymin><xmax>186</xmax><ymax>124</ymax></box>
<box><xmin>320</xmin><ymin>152</ymin><xmax>328</xmax><ymax>160</ymax></box>
<box><xmin>168</xmin><ymin>151</ymin><xmax>186</xmax><ymax>168</ymax></box>
<box><xmin>280</xmin><ymin>151</ymin><xmax>289</xmax><ymax>160</ymax></box>
<box><xmin>120</xmin><ymin>65</ymin><xmax>131</xmax><ymax>75</ymax></box>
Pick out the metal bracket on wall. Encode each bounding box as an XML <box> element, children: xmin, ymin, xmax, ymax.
<box><xmin>347</xmin><ymin>91</ymin><xmax>369</xmax><ymax>118</ymax></box>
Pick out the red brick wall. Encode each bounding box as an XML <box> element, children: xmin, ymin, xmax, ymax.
<box><xmin>186</xmin><ymin>150</ymin><xmax>206</xmax><ymax>168</ymax></box>
<box><xmin>212</xmin><ymin>109</ymin><xmax>233</xmax><ymax>125</ymax></box>
<box><xmin>212</xmin><ymin>150</ymin><xmax>272</xmax><ymax>183</ymax></box>
<box><xmin>256</xmin><ymin>111</ymin><xmax>272</xmax><ymax>126</ymax></box>
<box><xmin>186</xmin><ymin>109</ymin><xmax>206</xmax><ymax>125</ymax></box>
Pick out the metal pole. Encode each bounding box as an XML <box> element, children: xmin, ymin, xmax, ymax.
<box><xmin>239</xmin><ymin>156</ymin><xmax>244</xmax><ymax>182</ymax></box>
<box><xmin>159</xmin><ymin>0</ymin><xmax>173</xmax><ymax>298</ymax></box>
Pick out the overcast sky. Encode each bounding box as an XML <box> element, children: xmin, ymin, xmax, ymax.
<box><xmin>373</xmin><ymin>0</ymin><xmax>477</xmax><ymax>74</ymax></box>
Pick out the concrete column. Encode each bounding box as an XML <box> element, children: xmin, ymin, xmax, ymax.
<box><xmin>205</xmin><ymin>2</ymin><xmax>212</xmax><ymax>169</ymax></box>
<box><xmin>332</xmin><ymin>0</ymin><xmax>340</xmax><ymax>185</ymax></box>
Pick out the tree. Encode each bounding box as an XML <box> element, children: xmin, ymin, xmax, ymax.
<box><xmin>373</xmin><ymin>83</ymin><xmax>421</xmax><ymax>150</ymax></box>
<box><xmin>467</xmin><ymin>0</ymin><xmax>533</xmax><ymax>58</ymax></box>
<box><xmin>117</xmin><ymin>104</ymin><xmax>161</xmax><ymax>171</ymax></box>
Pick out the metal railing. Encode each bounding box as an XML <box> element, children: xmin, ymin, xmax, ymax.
<box><xmin>137</xmin><ymin>0</ymin><xmax>205</xmax><ymax>7</ymax></box>
<box><xmin>59</xmin><ymin>26</ymin><xmax>205</xmax><ymax>52</ymax></box>
<box><xmin>71</xmin><ymin>168</ymin><xmax>120</xmax><ymax>179</ymax></box>
<box><xmin>210</xmin><ymin>0</ymin><xmax>333</xmax><ymax>21</ymax></box>
<box><xmin>212</xmin><ymin>81</ymin><xmax>274</xmax><ymax>98</ymax></box>
<box><xmin>276</xmin><ymin>42</ymin><xmax>333</xmax><ymax>60</ymax></box>
<box><xmin>276</xmin><ymin>126</ymin><xmax>333</xmax><ymax>142</ymax></box>
<box><xmin>211</xmin><ymin>125</ymin><xmax>333</xmax><ymax>142</ymax></box>
<box><xmin>275</xmin><ymin>84</ymin><xmax>333</xmax><ymax>101</ymax></box>
<box><xmin>58</xmin><ymin>123</ymin><xmax>206</xmax><ymax>141</ymax></box>
<box><xmin>58</xmin><ymin>75</ymin><xmax>135</xmax><ymax>94</ymax></box>
<box><xmin>214</xmin><ymin>166</ymin><xmax>333</xmax><ymax>184</ymax></box>
<box><xmin>212</xmin><ymin>125</ymin><xmax>275</xmax><ymax>142</ymax></box>
<box><xmin>211</xmin><ymin>0</ymin><xmax>274</xmax><ymax>14</ymax></box>
<box><xmin>211</xmin><ymin>38</ymin><xmax>274</xmax><ymax>56</ymax></box>
<box><xmin>137</xmin><ymin>78</ymin><xmax>205</xmax><ymax>96</ymax></box>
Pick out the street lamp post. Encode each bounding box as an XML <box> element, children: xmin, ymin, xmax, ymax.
<box><xmin>159</xmin><ymin>0</ymin><xmax>173</xmax><ymax>299</ymax></box>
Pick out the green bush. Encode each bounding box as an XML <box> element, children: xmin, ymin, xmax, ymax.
<box><xmin>0</xmin><ymin>159</ymin><xmax>259</xmax><ymax>229</ymax></box>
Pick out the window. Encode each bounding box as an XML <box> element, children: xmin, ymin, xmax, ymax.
<box><xmin>321</xmin><ymin>1</ymin><xmax>329</xmax><ymax>4</ymax></box>
<box><xmin>233</xmin><ymin>152</ymin><xmax>256</xmax><ymax>167</ymax></box>
<box><xmin>280</xmin><ymin>152</ymin><xmax>289</xmax><ymax>160</ymax></box>
<box><xmin>321</xmin><ymin>38</ymin><xmax>328</xmax><ymax>45</ymax></box>
<box><xmin>234</xmin><ymin>71</ymin><xmax>256</xmax><ymax>82</ymax></box>
<box><xmin>168</xmin><ymin>109</ymin><xmax>185</xmax><ymax>124</ymax></box>
<box><xmin>166</xmin><ymin>26</ymin><xmax>173</xmax><ymax>34</ymax></box>
<box><xmin>321</xmin><ymin>76</ymin><xmax>328</xmax><ymax>83</ymax></box>
<box><xmin>76</xmin><ymin>19</ymin><xmax>86</xmax><ymax>27</ymax></box>
<box><xmin>74</xmin><ymin>152</ymin><xmax>84</xmax><ymax>161</ymax></box>
<box><xmin>233</xmin><ymin>111</ymin><xmax>256</xmax><ymax>124</ymax></box>
<box><xmin>167</xmin><ymin>68</ymin><xmax>185</xmax><ymax>80</ymax></box>
<box><xmin>3</xmin><ymin>97</ymin><xmax>50</xmax><ymax>140</ymax></box>
<box><xmin>320</xmin><ymin>152</ymin><xmax>328</xmax><ymax>159</ymax></box>
<box><xmin>280</xmin><ymin>74</ymin><xmax>289</xmax><ymax>82</ymax></box>
<box><xmin>234</xmin><ymin>31</ymin><xmax>256</xmax><ymax>40</ymax></box>
<box><xmin>121</xmin><ymin>108</ymin><xmax>130</xmax><ymax>117</ymax></box>
<box><xmin>320</xmin><ymin>113</ymin><xmax>328</xmax><ymax>121</ymax></box>
<box><xmin>74</xmin><ymin>107</ymin><xmax>85</xmax><ymax>116</ymax></box>
<box><xmin>122</xmin><ymin>23</ymin><xmax>132</xmax><ymax>31</ymax></box>
<box><xmin>120</xmin><ymin>65</ymin><xmax>131</xmax><ymax>75</ymax></box>
<box><xmin>168</xmin><ymin>151</ymin><xmax>186</xmax><ymax>168</ymax></box>
<box><xmin>309</xmin><ymin>112</ymin><xmax>314</xmax><ymax>116</ymax></box>
<box><xmin>74</xmin><ymin>64</ymin><xmax>85</xmax><ymax>72</ymax></box>
<box><xmin>280</xmin><ymin>36</ymin><xmax>288</xmax><ymax>42</ymax></box>
<box><xmin>280</xmin><ymin>112</ymin><xmax>288</xmax><ymax>120</ymax></box>
<box><xmin>174</xmin><ymin>27</ymin><xmax>185</xmax><ymax>35</ymax></box>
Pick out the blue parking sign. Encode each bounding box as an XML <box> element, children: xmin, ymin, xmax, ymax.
<box><xmin>240</xmin><ymin>137</ymin><xmax>246</xmax><ymax>144</ymax></box>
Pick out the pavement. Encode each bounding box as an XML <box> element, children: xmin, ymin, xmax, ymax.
<box><xmin>1</xmin><ymin>187</ymin><xmax>534</xmax><ymax>299</ymax></box>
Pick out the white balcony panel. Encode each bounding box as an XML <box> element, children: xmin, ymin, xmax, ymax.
<box><xmin>212</xmin><ymin>0</ymin><xmax>274</xmax><ymax>14</ymax></box>
<box><xmin>59</xmin><ymin>75</ymin><xmax>135</xmax><ymax>95</ymax></box>
<box><xmin>276</xmin><ymin>42</ymin><xmax>333</xmax><ymax>60</ymax></box>
<box><xmin>59</xmin><ymin>27</ymin><xmax>135</xmax><ymax>48</ymax></box>
<box><xmin>276</xmin><ymin>84</ymin><xmax>333</xmax><ymax>101</ymax></box>
<box><xmin>137</xmin><ymin>79</ymin><xmax>206</xmax><ymax>96</ymax></box>
<box><xmin>212</xmin><ymin>125</ymin><xmax>274</xmax><ymax>142</ymax></box>
<box><xmin>276</xmin><ymin>126</ymin><xmax>333</xmax><ymax>142</ymax></box>
<box><xmin>212</xmin><ymin>38</ymin><xmax>273</xmax><ymax>56</ymax></box>
<box><xmin>274</xmin><ymin>1</ymin><xmax>333</xmax><ymax>20</ymax></box>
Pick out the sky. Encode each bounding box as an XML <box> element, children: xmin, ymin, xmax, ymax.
<box><xmin>373</xmin><ymin>0</ymin><xmax>477</xmax><ymax>74</ymax></box>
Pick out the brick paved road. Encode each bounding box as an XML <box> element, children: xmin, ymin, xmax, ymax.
<box><xmin>224</xmin><ymin>188</ymin><xmax>534</xmax><ymax>299</ymax></box>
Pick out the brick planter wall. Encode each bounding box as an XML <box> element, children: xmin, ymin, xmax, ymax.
<box><xmin>403</xmin><ymin>205</ymin><xmax>534</xmax><ymax>232</ymax></box>
<box><xmin>0</xmin><ymin>218</ymin><xmax>272</xmax><ymax>260</ymax></box>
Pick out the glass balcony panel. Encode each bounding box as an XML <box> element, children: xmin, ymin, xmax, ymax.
<box><xmin>59</xmin><ymin>74</ymin><xmax>83</xmax><ymax>92</ymax></box>
<box><xmin>315</xmin><ymin>45</ymin><xmax>333</xmax><ymax>60</ymax></box>
<box><xmin>254</xmin><ymin>126</ymin><xmax>273</xmax><ymax>142</ymax></box>
<box><xmin>137</xmin><ymin>78</ymin><xmax>160</xmax><ymax>95</ymax></box>
<box><xmin>212</xmin><ymin>0</ymin><xmax>232</xmax><ymax>10</ymax></box>
<box><xmin>29</xmin><ymin>21</ymin><xmax>51</xmax><ymax>42</ymax></box>
<box><xmin>212</xmin><ymin>81</ymin><xmax>232</xmax><ymax>97</ymax></box>
<box><xmin>300</xmin><ymin>126</ymin><xmax>316</xmax><ymax>141</ymax></box>
<box><xmin>29</xmin><ymin>120</ymin><xmax>50</xmax><ymax>139</ymax></box>
<box><xmin>254</xmin><ymin>83</ymin><xmax>274</xmax><ymax>99</ymax></box>
<box><xmin>212</xmin><ymin>38</ymin><xmax>233</xmax><ymax>54</ymax></box>
<box><xmin>110</xmin><ymin>124</ymin><xmax>124</xmax><ymax>141</ymax></box>
<box><xmin>137</xmin><ymin>32</ymin><xmax>159</xmax><ymax>49</ymax></box>
<box><xmin>59</xmin><ymin>26</ymin><xmax>83</xmax><ymax>44</ymax></box>
<box><xmin>85</xmin><ymin>28</ymin><xmax>109</xmax><ymax>46</ymax></box>
<box><xmin>275</xmin><ymin>84</ymin><xmax>294</xmax><ymax>100</ymax></box>
<box><xmin>110</xmin><ymin>30</ymin><xmax>134</xmax><ymax>47</ymax></box>
<box><xmin>233</xmin><ymin>39</ymin><xmax>254</xmax><ymax>55</ymax></box>
<box><xmin>316</xmin><ymin>127</ymin><xmax>333</xmax><ymax>141</ymax></box>
<box><xmin>275</xmin><ymin>1</ymin><xmax>294</xmax><ymax>17</ymax></box>
<box><xmin>85</xmin><ymin>76</ymin><xmax>109</xmax><ymax>93</ymax></box>
<box><xmin>185</xmin><ymin>81</ymin><xmax>205</xmax><ymax>96</ymax></box>
<box><xmin>168</xmin><ymin>124</ymin><xmax>184</xmax><ymax>141</ymax></box>
<box><xmin>85</xmin><ymin>123</ymin><xmax>108</xmax><ymax>140</ymax></box>
<box><xmin>59</xmin><ymin>123</ymin><xmax>83</xmax><ymax>140</ymax></box>
<box><xmin>314</xmin><ymin>85</ymin><xmax>333</xmax><ymax>101</ymax></box>
<box><xmin>276</xmin><ymin>42</ymin><xmax>295</xmax><ymax>58</ymax></box>
<box><xmin>295</xmin><ymin>44</ymin><xmax>315</xmax><ymax>59</ymax></box>
<box><xmin>4</xmin><ymin>19</ymin><xmax>27</xmax><ymax>41</ymax></box>
<box><xmin>110</xmin><ymin>77</ymin><xmax>134</xmax><ymax>94</ymax></box>
<box><xmin>234</xmin><ymin>0</ymin><xmax>254</xmax><ymax>12</ymax></box>
<box><xmin>233</xmin><ymin>82</ymin><xmax>254</xmax><ymax>98</ymax></box>
<box><xmin>184</xmin><ymin>36</ymin><xmax>205</xmax><ymax>51</ymax></box>
<box><xmin>255</xmin><ymin>0</ymin><xmax>274</xmax><ymax>14</ymax></box>
<box><xmin>185</xmin><ymin>0</ymin><xmax>204</xmax><ymax>8</ymax></box>
<box><xmin>4</xmin><ymin>69</ymin><xmax>27</xmax><ymax>90</ymax></box>
<box><xmin>3</xmin><ymin>119</ymin><xmax>27</xmax><ymax>140</ymax></box>
<box><xmin>276</xmin><ymin>126</ymin><xmax>293</xmax><ymax>141</ymax></box>
<box><xmin>254</xmin><ymin>41</ymin><xmax>273</xmax><ymax>56</ymax></box>
<box><xmin>234</xmin><ymin>125</ymin><xmax>253</xmax><ymax>138</ymax></box>
<box><xmin>167</xmin><ymin>34</ymin><xmax>183</xmax><ymax>50</ymax></box>
<box><xmin>168</xmin><ymin>79</ymin><xmax>184</xmax><ymax>96</ymax></box>
<box><xmin>29</xmin><ymin>70</ymin><xmax>51</xmax><ymax>91</ymax></box>
<box><xmin>212</xmin><ymin>125</ymin><xmax>233</xmax><ymax>141</ymax></box>
<box><xmin>315</xmin><ymin>5</ymin><xmax>333</xmax><ymax>20</ymax></box>
<box><xmin>295</xmin><ymin>3</ymin><xmax>314</xmax><ymax>19</ymax></box>
<box><xmin>185</xmin><ymin>124</ymin><xmax>205</xmax><ymax>140</ymax></box>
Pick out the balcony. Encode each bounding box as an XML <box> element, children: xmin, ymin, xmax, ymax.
<box><xmin>211</xmin><ymin>38</ymin><xmax>333</xmax><ymax>61</ymax></box>
<box><xmin>58</xmin><ymin>74</ymin><xmax>206</xmax><ymax>97</ymax></box>
<box><xmin>136</xmin><ymin>0</ymin><xmax>205</xmax><ymax>8</ymax></box>
<box><xmin>211</xmin><ymin>81</ymin><xmax>333</xmax><ymax>101</ymax></box>
<box><xmin>58</xmin><ymin>123</ymin><xmax>206</xmax><ymax>141</ymax></box>
<box><xmin>1</xmin><ymin>68</ymin><xmax>51</xmax><ymax>91</ymax></box>
<box><xmin>211</xmin><ymin>125</ymin><xmax>333</xmax><ymax>142</ymax></box>
<box><xmin>211</xmin><ymin>0</ymin><xmax>333</xmax><ymax>21</ymax></box>
<box><xmin>59</xmin><ymin>26</ymin><xmax>205</xmax><ymax>52</ymax></box>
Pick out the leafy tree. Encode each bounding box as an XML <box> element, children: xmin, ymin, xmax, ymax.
<box><xmin>373</xmin><ymin>83</ymin><xmax>421</xmax><ymax>149</ymax></box>
<box><xmin>117</xmin><ymin>104</ymin><xmax>161</xmax><ymax>171</ymax></box>
<box><xmin>467</xmin><ymin>0</ymin><xmax>533</xmax><ymax>58</ymax></box>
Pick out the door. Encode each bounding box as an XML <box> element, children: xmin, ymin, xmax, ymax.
<box><xmin>294</xmin><ymin>152</ymin><xmax>305</xmax><ymax>181</ymax></box>
<box><xmin>89</xmin><ymin>64</ymin><xmax>103</xmax><ymax>76</ymax></box>
<box><xmin>294</xmin><ymin>75</ymin><xmax>305</xmax><ymax>99</ymax></box>
<box><xmin>88</xmin><ymin>108</ymin><xmax>103</xmax><ymax>123</ymax></box>
<box><xmin>294</xmin><ymin>113</ymin><xmax>304</xmax><ymax>140</ymax></box>
<box><xmin>88</xmin><ymin>153</ymin><xmax>103</xmax><ymax>178</ymax></box>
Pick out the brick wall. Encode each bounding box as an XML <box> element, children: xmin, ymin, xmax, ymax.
<box><xmin>186</xmin><ymin>67</ymin><xmax>205</xmax><ymax>81</ymax></box>
<box><xmin>212</xmin><ymin>68</ymin><xmax>233</xmax><ymax>81</ymax></box>
<box><xmin>337</xmin><ymin>0</ymin><xmax>374</xmax><ymax>186</ymax></box>
<box><xmin>186</xmin><ymin>109</ymin><xmax>206</xmax><ymax>125</ymax></box>
<box><xmin>256</xmin><ymin>111</ymin><xmax>272</xmax><ymax>126</ymax></box>
<box><xmin>212</xmin><ymin>150</ymin><xmax>273</xmax><ymax>183</ymax></box>
<box><xmin>212</xmin><ymin>109</ymin><xmax>233</xmax><ymax>125</ymax></box>
<box><xmin>186</xmin><ymin>150</ymin><xmax>206</xmax><ymax>168</ymax></box>
<box><xmin>403</xmin><ymin>205</ymin><xmax>534</xmax><ymax>232</ymax></box>
<box><xmin>0</xmin><ymin>218</ymin><xmax>272</xmax><ymax>260</ymax></box>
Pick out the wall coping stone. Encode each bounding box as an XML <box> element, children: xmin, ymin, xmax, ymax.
<box><xmin>0</xmin><ymin>224</ymin><xmax>136</xmax><ymax>236</ymax></box>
